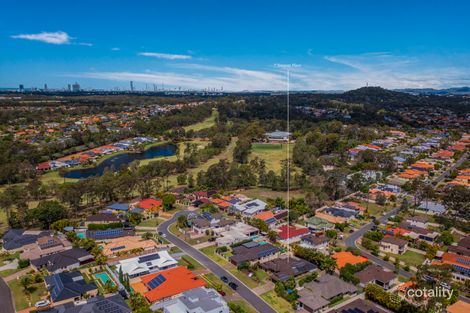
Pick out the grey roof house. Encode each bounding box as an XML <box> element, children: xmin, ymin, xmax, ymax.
<box><xmin>31</xmin><ymin>248</ymin><xmax>94</xmax><ymax>273</ymax></box>
<box><xmin>260</xmin><ymin>256</ymin><xmax>317</xmax><ymax>281</ymax></box>
<box><xmin>298</xmin><ymin>274</ymin><xmax>356</xmax><ymax>313</ymax></box>
<box><xmin>2</xmin><ymin>229</ymin><xmax>52</xmax><ymax>251</ymax></box>
<box><xmin>153</xmin><ymin>287</ymin><xmax>229</xmax><ymax>313</ymax></box>
<box><xmin>41</xmin><ymin>294</ymin><xmax>130</xmax><ymax>313</ymax></box>
<box><xmin>45</xmin><ymin>271</ymin><xmax>97</xmax><ymax>304</ymax></box>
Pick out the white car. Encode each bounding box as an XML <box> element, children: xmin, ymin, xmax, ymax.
<box><xmin>35</xmin><ymin>300</ymin><xmax>50</xmax><ymax>308</ymax></box>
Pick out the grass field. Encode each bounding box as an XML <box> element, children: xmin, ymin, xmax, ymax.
<box><xmin>0</xmin><ymin>210</ymin><xmax>8</xmax><ymax>235</ymax></box>
<box><xmin>249</xmin><ymin>143</ymin><xmax>293</xmax><ymax>174</ymax></box>
<box><xmin>261</xmin><ymin>290</ymin><xmax>294</xmax><ymax>313</ymax></box>
<box><xmin>353</xmin><ymin>200</ymin><xmax>391</xmax><ymax>217</ymax></box>
<box><xmin>8</xmin><ymin>279</ymin><xmax>48</xmax><ymax>311</ymax></box>
<box><xmin>183</xmin><ymin>108</ymin><xmax>218</xmax><ymax>132</ymax></box>
<box><xmin>228</xmin><ymin>300</ymin><xmax>259</xmax><ymax>313</ymax></box>
<box><xmin>242</xmin><ymin>187</ymin><xmax>307</xmax><ymax>202</ymax></box>
<box><xmin>166</xmin><ymin>137</ymin><xmax>237</xmax><ymax>186</ymax></box>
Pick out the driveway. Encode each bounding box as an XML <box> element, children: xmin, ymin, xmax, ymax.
<box><xmin>158</xmin><ymin>212</ymin><xmax>276</xmax><ymax>313</ymax></box>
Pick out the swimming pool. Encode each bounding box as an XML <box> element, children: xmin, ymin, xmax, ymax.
<box><xmin>94</xmin><ymin>272</ymin><xmax>115</xmax><ymax>286</ymax></box>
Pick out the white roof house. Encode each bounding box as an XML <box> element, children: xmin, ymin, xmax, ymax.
<box><xmin>233</xmin><ymin>199</ymin><xmax>267</xmax><ymax>216</ymax></box>
<box><xmin>117</xmin><ymin>250</ymin><xmax>177</xmax><ymax>278</ymax></box>
<box><xmin>215</xmin><ymin>222</ymin><xmax>259</xmax><ymax>246</ymax></box>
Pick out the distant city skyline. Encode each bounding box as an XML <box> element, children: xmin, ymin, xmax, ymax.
<box><xmin>2</xmin><ymin>0</ymin><xmax>470</xmax><ymax>91</ymax></box>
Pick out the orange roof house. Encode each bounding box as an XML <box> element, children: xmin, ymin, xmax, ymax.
<box><xmin>431</xmin><ymin>149</ymin><xmax>454</xmax><ymax>159</ymax></box>
<box><xmin>138</xmin><ymin>198</ymin><xmax>163</xmax><ymax>211</ymax></box>
<box><xmin>332</xmin><ymin>251</ymin><xmax>368</xmax><ymax>269</ymax></box>
<box><xmin>254</xmin><ymin>211</ymin><xmax>275</xmax><ymax>222</ymax></box>
<box><xmin>446</xmin><ymin>300</ymin><xmax>470</xmax><ymax>313</ymax></box>
<box><xmin>99</xmin><ymin>236</ymin><xmax>158</xmax><ymax>257</ymax></box>
<box><xmin>399</xmin><ymin>169</ymin><xmax>427</xmax><ymax>180</ymax></box>
<box><xmin>132</xmin><ymin>266</ymin><xmax>206</xmax><ymax>302</ymax></box>
<box><xmin>410</xmin><ymin>161</ymin><xmax>434</xmax><ymax>171</ymax></box>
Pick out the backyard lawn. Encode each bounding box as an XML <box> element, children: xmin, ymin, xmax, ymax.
<box><xmin>261</xmin><ymin>290</ymin><xmax>294</xmax><ymax>313</ymax></box>
<box><xmin>8</xmin><ymin>279</ymin><xmax>48</xmax><ymax>311</ymax></box>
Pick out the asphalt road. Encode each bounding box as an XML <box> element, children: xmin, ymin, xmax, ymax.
<box><xmin>345</xmin><ymin>207</ymin><xmax>413</xmax><ymax>279</ymax></box>
<box><xmin>158</xmin><ymin>212</ymin><xmax>276</xmax><ymax>313</ymax></box>
<box><xmin>433</xmin><ymin>152</ymin><xmax>468</xmax><ymax>184</ymax></box>
<box><xmin>0</xmin><ymin>278</ymin><xmax>15</xmax><ymax>313</ymax></box>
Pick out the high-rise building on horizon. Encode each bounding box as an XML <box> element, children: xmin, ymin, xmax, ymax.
<box><xmin>130</xmin><ymin>81</ymin><xmax>134</xmax><ymax>92</ymax></box>
<box><xmin>67</xmin><ymin>84</ymin><xmax>72</xmax><ymax>92</ymax></box>
<box><xmin>72</xmin><ymin>82</ymin><xmax>81</xmax><ymax>92</ymax></box>
<box><xmin>19</xmin><ymin>84</ymin><xmax>24</xmax><ymax>92</ymax></box>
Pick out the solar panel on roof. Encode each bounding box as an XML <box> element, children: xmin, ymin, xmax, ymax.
<box><xmin>147</xmin><ymin>274</ymin><xmax>166</xmax><ymax>289</ymax></box>
<box><xmin>138</xmin><ymin>253</ymin><xmax>160</xmax><ymax>263</ymax></box>
<box><xmin>457</xmin><ymin>258</ymin><xmax>470</xmax><ymax>266</ymax></box>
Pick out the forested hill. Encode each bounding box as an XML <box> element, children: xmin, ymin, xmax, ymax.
<box><xmin>334</xmin><ymin>87</ymin><xmax>470</xmax><ymax>113</ymax></box>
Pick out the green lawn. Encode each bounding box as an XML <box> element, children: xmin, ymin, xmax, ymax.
<box><xmin>261</xmin><ymin>290</ymin><xmax>294</xmax><ymax>313</ymax></box>
<box><xmin>0</xmin><ymin>210</ymin><xmax>8</xmax><ymax>235</ymax></box>
<box><xmin>250</xmin><ymin>143</ymin><xmax>293</xmax><ymax>174</ymax></box>
<box><xmin>228</xmin><ymin>268</ymin><xmax>260</xmax><ymax>289</ymax></box>
<box><xmin>241</xmin><ymin>187</ymin><xmax>306</xmax><ymax>202</ymax></box>
<box><xmin>229</xmin><ymin>300</ymin><xmax>259</xmax><ymax>313</ymax></box>
<box><xmin>184</xmin><ymin>108</ymin><xmax>218</xmax><ymax>132</ymax></box>
<box><xmin>178</xmin><ymin>255</ymin><xmax>203</xmax><ymax>270</ymax></box>
<box><xmin>138</xmin><ymin>217</ymin><xmax>164</xmax><ymax>227</ymax></box>
<box><xmin>387</xmin><ymin>250</ymin><xmax>426</xmax><ymax>268</ymax></box>
<box><xmin>8</xmin><ymin>280</ymin><xmax>48</xmax><ymax>311</ymax></box>
<box><xmin>0</xmin><ymin>268</ymin><xmax>22</xmax><ymax>278</ymax></box>
<box><xmin>202</xmin><ymin>273</ymin><xmax>235</xmax><ymax>296</ymax></box>
<box><xmin>354</xmin><ymin>200</ymin><xmax>391</xmax><ymax>217</ymax></box>
<box><xmin>200</xmin><ymin>246</ymin><xmax>232</xmax><ymax>268</ymax></box>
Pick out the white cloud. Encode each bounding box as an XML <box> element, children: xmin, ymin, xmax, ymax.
<box><xmin>68</xmin><ymin>53</ymin><xmax>470</xmax><ymax>91</ymax></box>
<box><xmin>11</xmin><ymin>31</ymin><xmax>71</xmax><ymax>45</ymax></box>
<box><xmin>111</xmin><ymin>47</ymin><xmax>120</xmax><ymax>51</ymax></box>
<box><xmin>77</xmin><ymin>42</ymin><xmax>93</xmax><ymax>47</ymax></box>
<box><xmin>138</xmin><ymin>52</ymin><xmax>192</xmax><ymax>60</ymax></box>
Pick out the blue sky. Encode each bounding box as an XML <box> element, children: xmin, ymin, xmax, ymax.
<box><xmin>2</xmin><ymin>0</ymin><xmax>470</xmax><ymax>91</ymax></box>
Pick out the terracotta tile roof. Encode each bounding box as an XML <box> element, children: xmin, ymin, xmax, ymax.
<box><xmin>277</xmin><ymin>225</ymin><xmax>309</xmax><ymax>240</ymax></box>
<box><xmin>446</xmin><ymin>300</ymin><xmax>470</xmax><ymax>313</ymax></box>
<box><xmin>138</xmin><ymin>198</ymin><xmax>162</xmax><ymax>210</ymax></box>
<box><xmin>139</xmin><ymin>266</ymin><xmax>206</xmax><ymax>302</ymax></box>
<box><xmin>254</xmin><ymin>211</ymin><xmax>275</xmax><ymax>221</ymax></box>
<box><xmin>332</xmin><ymin>251</ymin><xmax>368</xmax><ymax>269</ymax></box>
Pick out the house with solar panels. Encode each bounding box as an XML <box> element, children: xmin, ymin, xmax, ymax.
<box><xmin>45</xmin><ymin>271</ymin><xmax>98</xmax><ymax>305</ymax></box>
<box><xmin>116</xmin><ymin>250</ymin><xmax>178</xmax><ymax>278</ymax></box>
<box><xmin>435</xmin><ymin>252</ymin><xmax>470</xmax><ymax>282</ymax></box>
<box><xmin>131</xmin><ymin>266</ymin><xmax>206</xmax><ymax>303</ymax></box>
<box><xmin>41</xmin><ymin>294</ymin><xmax>131</xmax><ymax>313</ymax></box>
<box><xmin>229</xmin><ymin>241</ymin><xmax>280</xmax><ymax>266</ymax></box>
<box><xmin>233</xmin><ymin>199</ymin><xmax>267</xmax><ymax>216</ymax></box>
<box><xmin>155</xmin><ymin>287</ymin><xmax>229</xmax><ymax>313</ymax></box>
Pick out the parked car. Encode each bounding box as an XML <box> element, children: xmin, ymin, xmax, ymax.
<box><xmin>229</xmin><ymin>282</ymin><xmax>238</xmax><ymax>290</ymax></box>
<box><xmin>220</xmin><ymin>276</ymin><xmax>228</xmax><ymax>283</ymax></box>
<box><xmin>35</xmin><ymin>300</ymin><xmax>50</xmax><ymax>308</ymax></box>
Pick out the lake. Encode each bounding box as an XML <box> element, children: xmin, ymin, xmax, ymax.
<box><xmin>64</xmin><ymin>144</ymin><xmax>176</xmax><ymax>179</ymax></box>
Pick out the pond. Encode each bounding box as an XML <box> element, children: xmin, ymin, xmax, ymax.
<box><xmin>64</xmin><ymin>143</ymin><xmax>176</xmax><ymax>179</ymax></box>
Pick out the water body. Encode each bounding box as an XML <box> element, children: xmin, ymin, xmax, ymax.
<box><xmin>64</xmin><ymin>144</ymin><xmax>176</xmax><ymax>179</ymax></box>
